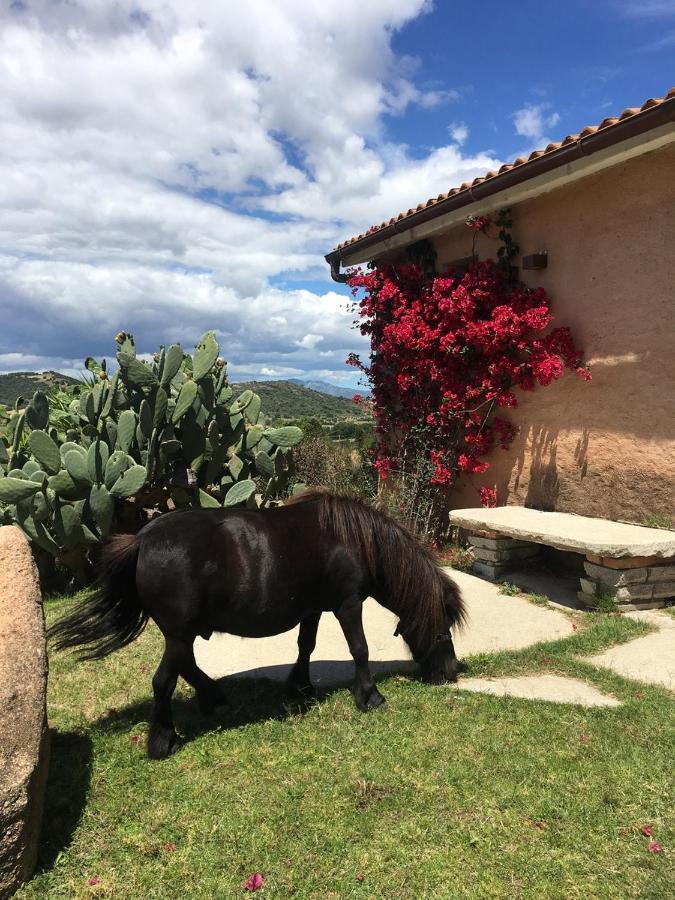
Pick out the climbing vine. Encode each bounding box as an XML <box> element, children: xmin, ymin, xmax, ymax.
<box><xmin>348</xmin><ymin>211</ymin><xmax>590</xmax><ymax>528</ymax></box>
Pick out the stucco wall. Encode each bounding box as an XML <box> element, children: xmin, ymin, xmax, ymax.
<box><xmin>430</xmin><ymin>142</ymin><xmax>675</xmax><ymax>524</ymax></box>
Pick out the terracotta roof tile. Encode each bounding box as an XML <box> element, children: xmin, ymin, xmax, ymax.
<box><xmin>333</xmin><ymin>88</ymin><xmax>674</xmax><ymax>253</ymax></box>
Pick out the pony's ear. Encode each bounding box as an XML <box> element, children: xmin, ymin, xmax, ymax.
<box><xmin>393</xmin><ymin>623</ymin><xmax>401</xmax><ymax>637</ymax></box>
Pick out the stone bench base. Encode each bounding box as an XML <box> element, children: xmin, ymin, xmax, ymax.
<box><xmin>578</xmin><ymin>558</ymin><xmax>675</xmax><ymax>611</ymax></box>
<box><xmin>466</xmin><ymin>531</ymin><xmax>675</xmax><ymax>611</ymax></box>
<box><xmin>468</xmin><ymin>534</ymin><xmax>541</xmax><ymax>581</ymax></box>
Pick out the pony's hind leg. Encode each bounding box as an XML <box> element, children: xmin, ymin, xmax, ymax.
<box><xmin>287</xmin><ymin>612</ymin><xmax>321</xmax><ymax>697</ymax></box>
<box><xmin>334</xmin><ymin>599</ymin><xmax>386</xmax><ymax>712</ymax></box>
<box><xmin>148</xmin><ymin>641</ymin><xmax>181</xmax><ymax>759</ymax></box>
<box><xmin>148</xmin><ymin>637</ymin><xmax>226</xmax><ymax>759</ymax></box>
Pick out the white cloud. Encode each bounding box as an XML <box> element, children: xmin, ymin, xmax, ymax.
<box><xmin>449</xmin><ymin>122</ymin><xmax>469</xmax><ymax>145</ymax></box>
<box><xmin>512</xmin><ymin>103</ymin><xmax>561</xmax><ymax>146</ymax></box>
<box><xmin>0</xmin><ymin>1</ymin><xmax>502</xmax><ymax>382</ymax></box>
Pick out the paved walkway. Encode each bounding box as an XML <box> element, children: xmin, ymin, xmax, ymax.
<box><xmin>194</xmin><ymin>569</ymin><xmax>572</xmax><ymax>684</ymax></box>
<box><xmin>193</xmin><ymin>571</ymin><xmax>674</xmax><ymax>706</ymax></box>
<box><xmin>584</xmin><ymin>610</ymin><xmax>675</xmax><ymax>692</ymax></box>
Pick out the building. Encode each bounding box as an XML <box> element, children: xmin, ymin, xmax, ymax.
<box><xmin>326</xmin><ymin>89</ymin><xmax>675</xmax><ymax>524</ymax></box>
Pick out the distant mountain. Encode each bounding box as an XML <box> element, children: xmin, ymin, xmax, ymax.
<box><xmin>287</xmin><ymin>378</ymin><xmax>369</xmax><ymax>399</ymax></box>
<box><xmin>231</xmin><ymin>380</ymin><xmax>366</xmax><ymax>422</ymax></box>
<box><xmin>0</xmin><ymin>371</ymin><xmax>80</xmax><ymax>406</ymax></box>
<box><xmin>0</xmin><ymin>371</ymin><xmax>368</xmax><ymax>423</ymax></box>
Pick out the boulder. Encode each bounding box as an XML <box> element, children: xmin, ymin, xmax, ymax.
<box><xmin>0</xmin><ymin>527</ymin><xmax>49</xmax><ymax>899</ymax></box>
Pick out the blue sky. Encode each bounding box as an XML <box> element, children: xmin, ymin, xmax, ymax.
<box><xmin>0</xmin><ymin>0</ymin><xmax>672</xmax><ymax>388</ymax></box>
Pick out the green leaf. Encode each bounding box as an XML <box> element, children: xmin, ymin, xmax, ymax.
<box><xmin>0</xmin><ymin>477</ymin><xmax>41</xmax><ymax>504</ymax></box>
<box><xmin>254</xmin><ymin>450</ymin><xmax>275</xmax><ymax>478</ymax></box>
<box><xmin>192</xmin><ymin>331</ymin><xmax>219</xmax><ymax>381</ymax></box>
<box><xmin>228</xmin><ymin>453</ymin><xmax>244</xmax><ymax>480</ymax></box>
<box><xmin>104</xmin><ymin>450</ymin><xmax>131</xmax><ymax>489</ymax></box>
<box><xmin>64</xmin><ymin>450</ymin><xmax>92</xmax><ymax>485</ymax></box>
<box><xmin>138</xmin><ymin>399</ymin><xmax>153</xmax><ymax>437</ymax></box>
<box><xmin>223</xmin><ymin>478</ymin><xmax>256</xmax><ymax>507</ymax></box>
<box><xmin>28</xmin><ymin>430</ymin><xmax>62</xmax><ymax>474</ymax></box>
<box><xmin>89</xmin><ymin>483</ymin><xmax>114</xmax><ymax>536</ymax></box>
<box><xmin>87</xmin><ymin>440</ymin><xmax>109</xmax><ymax>484</ymax></box>
<box><xmin>116</xmin><ymin>409</ymin><xmax>137</xmax><ymax>452</ymax></box>
<box><xmin>264</xmin><ymin>426</ymin><xmax>303</xmax><ymax>448</ymax></box>
<box><xmin>172</xmin><ymin>381</ymin><xmax>199</xmax><ymax>423</ymax></box>
<box><xmin>198</xmin><ymin>489</ymin><xmax>222</xmax><ymax>509</ymax></box>
<box><xmin>110</xmin><ymin>464</ymin><xmax>147</xmax><ymax>499</ymax></box>
<box><xmin>118</xmin><ymin>352</ymin><xmax>158</xmax><ymax>387</ymax></box>
<box><xmin>242</xmin><ymin>424</ymin><xmax>264</xmax><ymax>451</ymax></box>
<box><xmin>153</xmin><ymin>387</ymin><xmax>168</xmax><ymax>428</ymax></box>
<box><xmin>244</xmin><ymin>392</ymin><xmax>262</xmax><ymax>425</ymax></box>
<box><xmin>231</xmin><ymin>389</ymin><xmax>253</xmax><ymax>414</ymax></box>
<box><xmin>161</xmin><ymin>344</ymin><xmax>184</xmax><ymax>387</ymax></box>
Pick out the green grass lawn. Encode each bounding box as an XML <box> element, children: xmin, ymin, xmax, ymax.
<box><xmin>18</xmin><ymin>594</ymin><xmax>674</xmax><ymax>899</ymax></box>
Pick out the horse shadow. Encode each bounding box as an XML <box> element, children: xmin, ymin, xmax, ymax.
<box><xmin>93</xmin><ymin>658</ymin><xmax>422</xmax><ymax>746</ymax></box>
<box><xmin>36</xmin><ymin>730</ymin><xmax>93</xmax><ymax>872</ymax></box>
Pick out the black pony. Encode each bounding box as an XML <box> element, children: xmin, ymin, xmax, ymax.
<box><xmin>49</xmin><ymin>490</ymin><xmax>465</xmax><ymax>759</ymax></box>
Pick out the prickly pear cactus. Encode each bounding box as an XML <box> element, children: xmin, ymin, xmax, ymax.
<box><xmin>0</xmin><ymin>330</ymin><xmax>304</xmax><ymax>582</ymax></box>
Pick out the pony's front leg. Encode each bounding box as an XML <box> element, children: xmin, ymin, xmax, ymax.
<box><xmin>334</xmin><ymin>600</ymin><xmax>386</xmax><ymax>712</ymax></box>
<box><xmin>287</xmin><ymin>612</ymin><xmax>321</xmax><ymax>697</ymax></box>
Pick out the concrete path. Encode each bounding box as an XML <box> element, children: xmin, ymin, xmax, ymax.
<box><xmin>194</xmin><ymin>569</ymin><xmax>572</xmax><ymax>685</ymax></box>
<box><xmin>455</xmin><ymin>674</ymin><xmax>621</xmax><ymax>707</ymax></box>
<box><xmin>584</xmin><ymin>610</ymin><xmax>675</xmax><ymax>692</ymax></box>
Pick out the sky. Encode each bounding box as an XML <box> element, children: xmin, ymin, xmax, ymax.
<box><xmin>1</xmin><ymin>0</ymin><xmax>673</xmax><ymax>388</ymax></box>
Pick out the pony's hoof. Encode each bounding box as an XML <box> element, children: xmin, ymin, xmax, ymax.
<box><xmin>356</xmin><ymin>688</ymin><xmax>386</xmax><ymax>712</ymax></box>
<box><xmin>147</xmin><ymin>727</ymin><xmax>180</xmax><ymax>760</ymax></box>
<box><xmin>285</xmin><ymin>678</ymin><xmax>316</xmax><ymax>700</ymax></box>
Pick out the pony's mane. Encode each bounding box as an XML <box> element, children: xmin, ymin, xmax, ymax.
<box><xmin>286</xmin><ymin>489</ymin><xmax>465</xmax><ymax>653</ymax></box>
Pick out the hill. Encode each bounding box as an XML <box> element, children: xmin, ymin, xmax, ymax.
<box><xmin>286</xmin><ymin>378</ymin><xmax>366</xmax><ymax>400</ymax></box>
<box><xmin>0</xmin><ymin>371</ymin><xmax>80</xmax><ymax>406</ymax></box>
<box><xmin>0</xmin><ymin>371</ymin><xmax>366</xmax><ymax>423</ymax></box>
<box><xmin>231</xmin><ymin>380</ymin><xmax>365</xmax><ymax>422</ymax></box>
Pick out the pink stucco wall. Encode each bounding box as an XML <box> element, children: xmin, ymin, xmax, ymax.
<box><xmin>430</xmin><ymin>142</ymin><xmax>675</xmax><ymax>523</ymax></box>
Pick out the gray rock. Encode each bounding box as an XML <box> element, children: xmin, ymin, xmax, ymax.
<box><xmin>0</xmin><ymin>527</ymin><xmax>49</xmax><ymax>899</ymax></box>
<box><xmin>583</xmin><ymin>562</ymin><xmax>650</xmax><ymax>586</ymax></box>
<box><xmin>648</xmin><ymin>565</ymin><xmax>675</xmax><ymax>582</ymax></box>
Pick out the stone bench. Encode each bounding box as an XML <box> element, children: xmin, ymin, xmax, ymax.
<box><xmin>448</xmin><ymin>507</ymin><xmax>675</xmax><ymax>611</ymax></box>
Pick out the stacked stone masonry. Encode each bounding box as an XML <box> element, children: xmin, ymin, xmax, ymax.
<box><xmin>578</xmin><ymin>557</ymin><xmax>675</xmax><ymax>611</ymax></box>
<box><xmin>468</xmin><ymin>533</ymin><xmax>541</xmax><ymax>581</ymax></box>
<box><xmin>467</xmin><ymin>532</ymin><xmax>675</xmax><ymax>611</ymax></box>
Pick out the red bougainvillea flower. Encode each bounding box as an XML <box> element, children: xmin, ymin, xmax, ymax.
<box><xmin>244</xmin><ymin>873</ymin><xmax>264</xmax><ymax>892</ymax></box>
<box><xmin>356</xmin><ymin>873</ymin><xmax>365</xmax><ymax>882</ymax></box>
<box><xmin>648</xmin><ymin>840</ymin><xmax>663</xmax><ymax>854</ymax></box>
<box><xmin>641</xmin><ymin>825</ymin><xmax>653</xmax><ymax>837</ymax></box>
<box><xmin>579</xmin><ymin>734</ymin><xmax>589</xmax><ymax>744</ymax></box>
<box><xmin>346</xmin><ymin>256</ymin><xmax>589</xmax><ymax>518</ymax></box>
<box><xmin>164</xmin><ymin>842</ymin><xmax>177</xmax><ymax>852</ymax></box>
<box><xmin>479</xmin><ymin>486</ymin><xmax>498</xmax><ymax>508</ymax></box>
<box><xmin>88</xmin><ymin>876</ymin><xmax>101</xmax><ymax>886</ymax></box>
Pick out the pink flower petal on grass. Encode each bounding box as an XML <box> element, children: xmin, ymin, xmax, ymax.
<box><xmin>88</xmin><ymin>876</ymin><xmax>101</xmax><ymax>886</ymax></box>
<box><xmin>648</xmin><ymin>840</ymin><xmax>663</xmax><ymax>854</ymax></box>
<box><xmin>579</xmin><ymin>734</ymin><xmax>589</xmax><ymax>744</ymax></box>
<box><xmin>642</xmin><ymin>825</ymin><xmax>653</xmax><ymax>837</ymax></box>
<box><xmin>244</xmin><ymin>872</ymin><xmax>264</xmax><ymax>891</ymax></box>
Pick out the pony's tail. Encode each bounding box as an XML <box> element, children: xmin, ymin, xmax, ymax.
<box><xmin>48</xmin><ymin>534</ymin><xmax>147</xmax><ymax>660</ymax></box>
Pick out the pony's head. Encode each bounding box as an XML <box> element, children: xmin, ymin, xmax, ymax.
<box><xmin>405</xmin><ymin>579</ymin><xmax>463</xmax><ymax>684</ymax></box>
<box><xmin>396</xmin><ymin>576</ymin><xmax>465</xmax><ymax>684</ymax></box>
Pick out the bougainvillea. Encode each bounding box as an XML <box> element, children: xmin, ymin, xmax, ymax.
<box><xmin>347</xmin><ymin>216</ymin><xmax>590</xmax><ymax>513</ymax></box>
